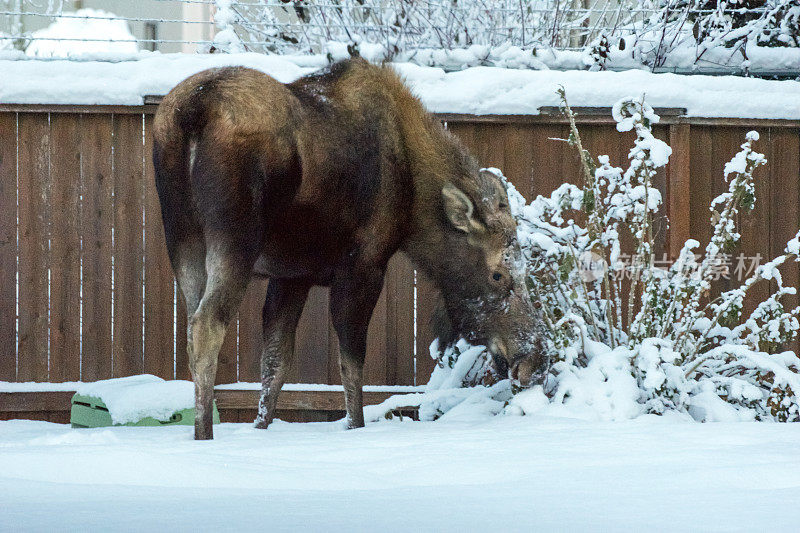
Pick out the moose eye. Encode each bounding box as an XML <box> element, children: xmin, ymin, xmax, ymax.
<box><xmin>499</xmin><ymin>202</ymin><xmax>508</xmax><ymax>209</ymax></box>
<box><xmin>492</xmin><ymin>272</ymin><xmax>502</xmax><ymax>281</ymax></box>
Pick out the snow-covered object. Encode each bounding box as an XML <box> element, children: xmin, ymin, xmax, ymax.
<box><xmin>392</xmin><ymin>335</ymin><xmax>800</xmax><ymax>423</ymax></box>
<box><xmin>365</xmin><ymin>381</ymin><xmax>512</xmax><ymax>422</ymax></box>
<box><xmin>75</xmin><ymin>375</ymin><xmax>194</xmax><ymax>425</ymax></box>
<box><xmin>1</xmin><ymin>54</ymin><xmax>800</xmax><ymax>120</ymax></box>
<box><xmin>212</xmin><ymin>0</ymin><xmax>245</xmax><ymax>53</ymax></box>
<box><xmin>426</xmin><ymin>338</ymin><xmax>489</xmax><ymax>390</ymax></box>
<box><xmin>360</xmin><ymin>338</ymin><xmax>508</xmax><ymax>422</ymax></box>
<box><xmin>25</xmin><ymin>9</ymin><xmax>138</xmax><ymax>58</ymax></box>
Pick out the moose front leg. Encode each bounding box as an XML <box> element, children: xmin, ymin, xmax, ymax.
<box><xmin>254</xmin><ymin>278</ymin><xmax>311</xmax><ymax>429</ymax></box>
<box><xmin>330</xmin><ymin>264</ymin><xmax>385</xmax><ymax>429</ymax></box>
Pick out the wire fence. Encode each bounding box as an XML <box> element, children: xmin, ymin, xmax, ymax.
<box><xmin>0</xmin><ymin>0</ymin><xmax>797</xmax><ymax>76</ymax></box>
<box><xmin>218</xmin><ymin>0</ymin><xmax>654</xmax><ymax>52</ymax></box>
<box><xmin>1</xmin><ymin>0</ymin><xmax>219</xmax><ymax>53</ymax></box>
<box><xmin>0</xmin><ymin>0</ymin><xmax>692</xmax><ymax>53</ymax></box>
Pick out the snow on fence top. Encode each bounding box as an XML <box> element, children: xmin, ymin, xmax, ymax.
<box><xmin>1</xmin><ymin>53</ymin><xmax>799</xmax><ymax>120</ymax></box>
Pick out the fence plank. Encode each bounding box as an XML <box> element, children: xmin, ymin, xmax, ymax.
<box><xmin>385</xmin><ymin>253</ymin><xmax>415</xmax><ymax>386</ymax></box>
<box><xmin>176</xmin><ymin>289</ymin><xmax>190</xmax><ymax>380</ymax></box>
<box><xmin>80</xmin><ymin>114</ymin><xmax>113</xmax><ymax>381</ymax></box>
<box><xmin>689</xmin><ymin>126</ymin><xmax>731</xmax><ymax>310</ymax></box>
<box><xmin>531</xmin><ymin>124</ymin><xmax>572</xmax><ymax>196</ymax></box>
<box><xmin>111</xmin><ymin>114</ymin><xmax>144</xmax><ymax>377</ymax></box>
<box><xmin>327</xmin><ymin>319</ymin><xmax>341</xmax><ymax>385</ymax></box>
<box><xmin>414</xmin><ymin>270</ymin><xmax>440</xmax><ymax>384</ymax></box>
<box><xmin>502</xmin><ymin>124</ymin><xmax>535</xmax><ymax>198</ymax></box>
<box><xmin>692</xmin><ymin>127</ymin><xmax>771</xmax><ymax>310</ymax></box>
<box><xmin>445</xmin><ymin>121</ymin><xmax>476</xmax><ymax>148</ymax></box>
<box><xmin>48</xmin><ymin>114</ymin><xmax>82</xmax><ymax>382</ymax></box>
<box><xmin>214</xmin><ymin>317</ymin><xmax>239</xmax><ymax>385</ymax></box>
<box><xmin>363</xmin><ymin>278</ymin><xmax>389</xmax><ymax>385</ymax></box>
<box><xmin>742</xmin><ymin>127</ymin><xmax>772</xmax><ymax>311</ymax></box>
<box><xmin>0</xmin><ymin>113</ymin><xmax>17</xmax><ymax>381</ymax></box>
<box><xmin>729</xmin><ymin>127</ymin><xmax>771</xmax><ymax>310</ymax></box>
<box><xmin>768</xmin><ymin>128</ymin><xmax>800</xmax><ymax>352</ymax></box>
<box><xmin>17</xmin><ymin>113</ymin><xmax>50</xmax><ymax>382</ymax></box>
<box><xmin>472</xmin><ymin>123</ymin><xmax>506</xmax><ymax>169</ymax></box>
<box><xmin>143</xmin><ymin>116</ymin><xmax>175</xmax><ymax>379</ymax></box>
<box><xmin>689</xmin><ymin>126</ymin><xmax>715</xmax><ymax>246</ymax></box>
<box><xmin>292</xmin><ymin>287</ymin><xmax>330</xmax><ymax>383</ymax></box>
<box><xmin>668</xmin><ymin>124</ymin><xmax>692</xmax><ymax>259</ymax></box>
<box><xmin>237</xmin><ymin>279</ymin><xmax>268</xmax><ymax>383</ymax></box>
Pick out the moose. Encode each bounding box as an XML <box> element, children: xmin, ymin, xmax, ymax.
<box><xmin>153</xmin><ymin>58</ymin><xmax>546</xmax><ymax>440</ymax></box>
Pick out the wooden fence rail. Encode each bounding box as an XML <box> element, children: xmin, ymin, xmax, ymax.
<box><xmin>0</xmin><ymin>104</ymin><xmax>798</xmax><ymax>394</ymax></box>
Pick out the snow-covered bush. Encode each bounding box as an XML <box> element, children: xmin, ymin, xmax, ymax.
<box><xmin>216</xmin><ymin>0</ymin><xmax>590</xmax><ymax>56</ymax></box>
<box><xmin>372</xmin><ymin>91</ymin><xmax>800</xmax><ymax>424</ymax></box>
<box><xmin>213</xmin><ymin>0</ymin><xmax>798</xmax><ymax>74</ymax></box>
<box><xmin>515</xmin><ymin>92</ymin><xmax>800</xmax><ymax>421</ymax></box>
<box><xmin>625</xmin><ymin>0</ymin><xmax>800</xmax><ymax>71</ymax></box>
<box><xmin>509</xmin><ymin>92</ymin><xmax>800</xmax><ymax>421</ymax></box>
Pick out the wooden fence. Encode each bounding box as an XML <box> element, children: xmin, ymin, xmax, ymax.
<box><xmin>0</xmin><ymin>104</ymin><xmax>798</xmax><ymax>407</ymax></box>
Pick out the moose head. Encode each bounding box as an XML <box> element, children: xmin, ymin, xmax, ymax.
<box><xmin>406</xmin><ymin>148</ymin><xmax>548</xmax><ymax>386</ymax></box>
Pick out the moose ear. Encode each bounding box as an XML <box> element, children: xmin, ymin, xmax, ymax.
<box><xmin>442</xmin><ymin>182</ymin><xmax>475</xmax><ymax>233</ymax></box>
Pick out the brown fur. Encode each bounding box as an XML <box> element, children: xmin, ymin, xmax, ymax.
<box><xmin>153</xmin><ymin>59</ymin><xmax>546</xmax><ymax>440</ymax></box>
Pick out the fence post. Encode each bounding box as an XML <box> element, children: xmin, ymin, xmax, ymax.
<box><xmin>668</xmin><ymin>123</ymin><xmax>691</xmax><ymax>259</ymax></box>
<box><xmin>0</xmin><ymin>113</ymin><xmax>17</xmax><ymax>382</ymax></box>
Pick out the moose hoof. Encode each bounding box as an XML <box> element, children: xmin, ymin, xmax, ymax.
<box><xmin>345</xmin><ymin>416</ymin><xmax>365</xmax><ymax>430</ymax></box>
<box><xmin>194</xmin><ymin>423</ymin><xmax>214</xmax><ymax>440</ymax></box>
<box><xmin>253</xmin><ymin>417</ymin><xmax>272</xmax><ymax>430</ymax></box>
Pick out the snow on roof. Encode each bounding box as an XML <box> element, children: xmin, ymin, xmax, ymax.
<box><xmin>25</xmin><ymin>9</ymin><xmax>138</xmax><ymax>59</ymax></box>
<box><xmin>0</xmin><ymin>52</ymin><xmax>798</xmax><ymax>120</ymax></box>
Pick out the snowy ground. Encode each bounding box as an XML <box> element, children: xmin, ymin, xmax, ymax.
<box><xmin>2</xmin><ymin>415</ymin><xmax>799</xmax><ymax>532</ymax></box>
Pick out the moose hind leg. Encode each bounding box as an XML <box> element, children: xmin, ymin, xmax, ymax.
<box><xmin>254</xmin><ymin>278</ymin><xmax>312</xmax><ymax>429</ymax></box>
<box><xmin>173</xmin><ymin>237</ymin><xmax>207</xmax><ymax>378</ymax></box>
<box><xmin>330</xmin><ymin>266</ymin><xmax>385</xmax><ymax>429</ymax></box>
<box><xmin>189</xmin><ymin>241</ymin><xmax>252</xmax><ymax>440</ymax></box>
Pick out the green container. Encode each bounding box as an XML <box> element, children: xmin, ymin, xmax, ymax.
<box><xmin>70</xmin><ymin>393</ymin><xmax>220</xmax><ymax>428</ymax></box>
